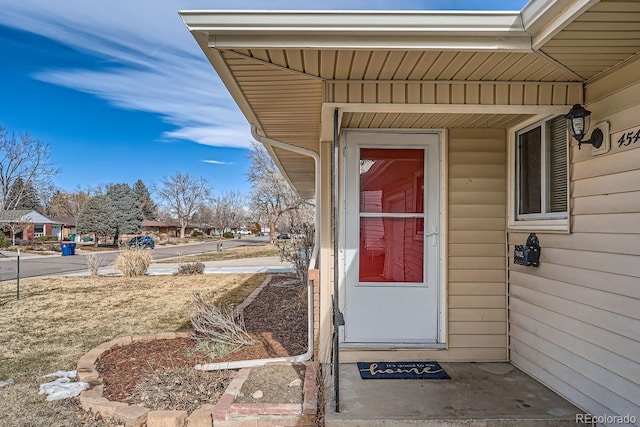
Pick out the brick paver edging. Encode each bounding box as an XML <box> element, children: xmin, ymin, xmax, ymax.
<box><xmin>76</xmin><ymin>275</ymin><xmax>318</xmax><ymax>426</ymax></box>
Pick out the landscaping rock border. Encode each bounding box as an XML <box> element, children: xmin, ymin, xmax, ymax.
<box><xmin>76</xmin><ymin>274</ymin><xmax>317</xmax><ymax>427</ymax></box>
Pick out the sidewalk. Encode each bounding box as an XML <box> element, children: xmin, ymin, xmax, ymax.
<box><xmin>68</xmin><ymin>256</ymin><xmax>294</xmax><ymax>276</ymax></box>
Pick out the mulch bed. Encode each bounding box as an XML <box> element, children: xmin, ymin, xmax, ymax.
<box><xmin>95</xmin><ymin>275</ymin><xmax>308</xmax><ymax>408</ymax></box>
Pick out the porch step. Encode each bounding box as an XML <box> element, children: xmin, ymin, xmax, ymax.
<box><xmin>325</xmin><ymin>418</ymin><xmax>583</xmax><ymax>426</ymax></box>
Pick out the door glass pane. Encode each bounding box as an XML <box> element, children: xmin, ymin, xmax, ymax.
<box><xmin>360</xmin><ymin>148</ymin><xmax>424</xmax><ymax>213</ymax></box>
<box><xmin>359</xmin><ymin>218</ymin><xmax>423</xmax><ymax>283</ymax></box>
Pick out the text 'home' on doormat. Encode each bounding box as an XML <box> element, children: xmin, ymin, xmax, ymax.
<box><xmin>357</xmin><ymin>361</ymin><xmax>451</xmax><ymax>380</ymax></box>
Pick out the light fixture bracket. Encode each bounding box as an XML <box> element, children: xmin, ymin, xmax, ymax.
<box><xmin>577</xmin><ymin>128</ymin><xmax>603</xmax><ymax>150</ymax></box>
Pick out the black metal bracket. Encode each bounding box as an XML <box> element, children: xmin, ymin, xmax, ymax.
<box><xmin>577</xmin><ymin>127</ymin><xmax>603</xmax><ymax>150</ymax></box>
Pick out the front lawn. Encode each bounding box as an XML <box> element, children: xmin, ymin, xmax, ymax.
<box><xmin>0</xmin><ymin>273</ymin><xmax>265</xmax><ymax>427</ymax></box>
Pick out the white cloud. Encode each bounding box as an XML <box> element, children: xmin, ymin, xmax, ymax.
<box><xmin>202</xmin><ymin>160</ymin><xmax>235</xmax><ymax>165</ymax></box>
<box><xmin>0</xmin><ymin>0</ymin><xmax>526</xmax><ymax>150</ymax></box>
<box><xmin>0</xmin><ymin>1</ymin><xmax>252</xmax><ymax>149</ymax></box>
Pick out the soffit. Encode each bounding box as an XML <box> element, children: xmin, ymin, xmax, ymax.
<box><xmin>229</xmin><ymin>49</ymin><xmax>580</xmax><ymax>82</ymax></box>
<box><xmin>538</xmin><ymin>0</ymin><xmax>640</xmax><ymax>80</ymax></box>
<box><xmin>183</xmin><ymin>2</ymin><xmax>640</xmax><ymax>199</ymax></box>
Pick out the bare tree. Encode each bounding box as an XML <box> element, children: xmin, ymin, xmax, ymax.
<box><xmin>0</xmin><ymin>126</ymin><xmax>58</xmax><ymax>211</ymax></box>
<box><xmin>68</xmin><ymin>188</ymin><xmax>94</xmax><ymax>217</ymax></box>
<box><xmin>45</xmin><ymin>187</ymin><xmax>93</xmax><ymax>218</ymax></box>
<box><xmin>247</xmin><ymin>142</ymin><xmax>303</xmax><ymax>240</ymax></box>
<box><xmin>155</xmin><ymin>173</ymin><xmax>212</xmax><ymax>238</ymax></box>
<box><xmin>213</xmin><ymin>190</ymin><xmax>246</xmax><ymax>237</ymax></box>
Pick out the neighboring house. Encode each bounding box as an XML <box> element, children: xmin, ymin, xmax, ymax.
<box><xmin>0</xmin><ymin>210</ymin><xmax>64</xmax><ymax>241</ymax></box>
<box><xmin>50</xmin><ymin>215</ymin><xmax>77</xmax><ymax>241</ymax></box>
<box><xmin>141</xmin><ymin>219</ymin><xmax>179</xmax><ymax>236</ymax></box>
<box><xmin>181</xmin><ymin>0</ymin><xmax>640</xmax><ymax>421</ymax></box>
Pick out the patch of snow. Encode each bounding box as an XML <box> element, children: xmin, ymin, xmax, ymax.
<box><xmin>288</xmin><ymin>378</ymin><xmax>302</xmax><ymax>387</ymax></box>
<box><xmin>43</xmin><ymin>370</ymin><xmax>77</xmax><ymax>379</ymax></box>
<box><xmin>0</xmin><ymin>378</ymin><xmax>15</xmax><ymax>388</ymax></box>
<box><xmin>39</xmin><ymin>371</ymin><xmax>89</xmax><ymax>401</ymax></box>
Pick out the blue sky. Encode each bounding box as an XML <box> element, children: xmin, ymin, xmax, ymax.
<box><xmin>0</xmin><ymin>0</ymin><xmax>527</xmax><ymax>197</ymax></box>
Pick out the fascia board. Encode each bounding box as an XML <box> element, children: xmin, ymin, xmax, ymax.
<box><xmin>522</xmin><ymin>0</ymin><xmax>601</xmax><ymax>50</ymax></box>
<box><xmin>180</xmin><ymin>10</ymin><xmax>525</xmax><ymax>32</ymax></box>
<box><xmin>181</xmin><ymin>10</ymin><xmax>531</xmax><ymax>52</ymax></box>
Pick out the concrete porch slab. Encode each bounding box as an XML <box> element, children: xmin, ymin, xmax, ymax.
<box><xmin>324</xmin><ymin>363</ymin><xmax>586</xmax><ymax>426</ymax></box>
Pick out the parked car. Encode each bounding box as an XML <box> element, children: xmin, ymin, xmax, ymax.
<box><xmin>276</xmin><ymin>233</ymin><xmax>291</xmax><ymax>240</ymax></box>
<box><xmin>256</xmin><ymin>232</ymin><xmax>265</xmax><ymax>236</ymax></box>
<box><xmin>237</xmin><ymin>229</ymin><xmax>251</xmax><ymax>235</ymax></box>
<box><xmin>126</xmin><ymin>235</ymin><xmax>155</xmax><ymax>249</ymax></box>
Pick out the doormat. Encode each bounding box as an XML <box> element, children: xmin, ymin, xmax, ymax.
<box><xmin>357</xmin><ymin>362</ymin><xmax>450</xmax><ymax>380</ymax></box>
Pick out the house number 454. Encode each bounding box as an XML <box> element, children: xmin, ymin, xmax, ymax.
<box><xmin>617</xmin><ymin>128</ymin><xmax>640</xmax><ymax>147</ymax></box>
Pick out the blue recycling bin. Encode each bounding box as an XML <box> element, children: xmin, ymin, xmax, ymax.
<box><xmin>61</xmin><ymin>243</ymin><xmax>76</xmax><ymax>256</ymax></box>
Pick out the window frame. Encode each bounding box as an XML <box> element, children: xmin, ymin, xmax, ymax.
<box><xmin>508</xmin><ymin>115</ymin><xmax>570</xmax><ymax>232</ymax></box>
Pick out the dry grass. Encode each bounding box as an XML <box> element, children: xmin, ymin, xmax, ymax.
<box><xmin>0</xmin><ymin>273</ymin><xmax>265</xmax><ymax>427</ymax></box>
<box><xmin>158</xmin><ymin>244</ymin><xmax>278</xmax><ymax>264</ymax></box>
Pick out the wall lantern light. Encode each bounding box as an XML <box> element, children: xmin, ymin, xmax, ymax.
<box><xmin>565</xmin><ymin>104</ymin><xmax>603</xmax><ymax>150</ymax></box>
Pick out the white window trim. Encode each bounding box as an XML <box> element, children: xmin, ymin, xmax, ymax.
<box><xmin>507</xmin><ymin>114</ymin><xmax>570</xmax><ymax>233</ymax></box>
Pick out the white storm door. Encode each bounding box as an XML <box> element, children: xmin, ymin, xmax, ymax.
<box><xmin>343</xmin><ymin>132</ymin><xmax>440</xmax><ymax>345</ymax></box>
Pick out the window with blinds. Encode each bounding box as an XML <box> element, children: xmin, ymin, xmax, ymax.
<box><xmin>516</xmin><ymin>115</ymin><xmax>568</xmax><ymax>220</ymax></box>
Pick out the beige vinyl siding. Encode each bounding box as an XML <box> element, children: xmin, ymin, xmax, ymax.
<box><xmin>508</xmin><ymin>56</ymin><xmax>640</xmax><ymax>420</ymax></box>
<box><xmin>447</xmin><ymin>128</ymin><xmax>508</xmax><ymax>361</ymax></box>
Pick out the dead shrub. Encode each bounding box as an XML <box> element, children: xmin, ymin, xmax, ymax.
<box><xmin>190</xmin><ymin>292</ymin><xmax>254</xmax><ymax>358</ymax></box>
<box><xmin>85</xmin><ymin>253</ymin><xmax>103</xmax><ymax>276</ymax></box>
<box><xmin>115</xmin><ymin>247</ymin><xmax>152</xmax><ymax>277</ymax></box>
<box><xmin>176</xmin><ymin>262</ymin><xmax>205</xmax><ymax>275</ymax></box>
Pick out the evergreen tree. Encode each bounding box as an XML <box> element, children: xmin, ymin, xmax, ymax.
<box><xmin>133</xmin><ymin>179</ymin><xmax>157</xmax><ymax>220</ymax></box>
<box><xmin>77</xmin><ymin>195</ymin><xmax>116</xmax><ymax>246</ymax></box>
<box><xmin>8</xmin><ymin>177</ymin><xmax>40</xmax><ymax>210</ymax></box>
<box><xmin>107</xmin><ymin>183</ymin><xmax>143</xmax><ymax>244</ymax></box>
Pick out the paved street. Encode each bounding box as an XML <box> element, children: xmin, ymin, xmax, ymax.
<box><xmin>0</xmin><ymin>237</ymin><xmax>284</xmax><ymax>282</ymax></box>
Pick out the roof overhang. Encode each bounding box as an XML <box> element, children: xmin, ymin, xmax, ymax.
<box><xmin>180</xmin><ymin>0</ymin><xmax>640</xmax><ymax>198</ymax></box>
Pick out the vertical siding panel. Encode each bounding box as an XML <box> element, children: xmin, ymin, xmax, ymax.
<box><xmin>451</xmin><ymin>84</ymin><xmax>466</xmax><ymax>104</ymax></box>
<box><xmin>480</xmin><ymin>84</ymin><xmax>495</xmax><ymax>105</ymax></box>
<box><xmin>333</xmin><ymin>82</ymin><xmax>348</xmax><ymax>103</ymax></box>
<box><xmin>363</xmin><ymin>83</ymin><xmax>377</xmax><ymax>103</ymax></box>
<box><xmin>407</xmin><ymin>82</ymin><xmax>422</xmax><ymax>104</ymax></box>
<box><xmin>466</xmin><ymin>83</ymin><xmax>480</xmax><ymax>104</ymax></box>
<box><xmin>495</xmin><ymin>84</ymin><xmax>510</xmax><ymax>105</ymax></box>
<box><xmin>422</xmin><ymin>83</ymin><xmax>437</xmax><ymax>104</ymax></box>
<box><xmin>509</xmin><ymin>56</ymin><xmax>640</xmax><ymax>422</ymax></box>
<box><xmin>538</xmin><ymin>84</ymin><xmax>553</xmax><ymax>105</ymax></box>
<box><xmin>348</xmin><ymin>83</ymin><xmax>362</xmax><ymax>104</ymax></box>
<box><xmin>509</xmin><ymin>83</ymin><xmax>524</xmax><ymax>105</ymax></box>
<box><xmin>392</xmin><ymin>82</ymin><xmax>406</xmax><ymax>104</ymax></box>
<box><xmin>436</xmin><ymin>83</ymin><xmax>451</xmax><ymax>104</ymax></box>
<box><xmin>377</xmin><ymin>83</ymin><xmax>392</xmax><ymax>103</ymax></box>
<box><xmin>524</xmin><ymin>84</ymin><xmax>539</xmax><ymax>105</ymax></box>
<box><xmin>552</xmin><ymin>83</ymin><xmax>568</xmax><ymax>105</ymax></box>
